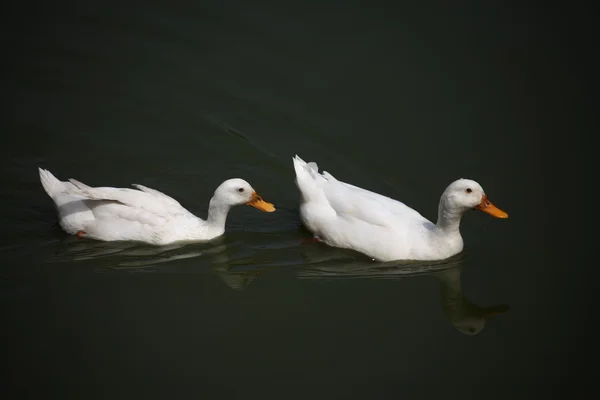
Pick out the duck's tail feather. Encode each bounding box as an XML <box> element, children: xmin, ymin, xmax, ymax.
<box><xmin>38</xmin><ymin>168</ymin><xmax>65</xmax><ymax>198</ymax></box>
<box><xmin>292</xmin><ymin>155</ymin><xmax>329</xmax><ymax>203</ymax></box>
<box><xmin>39</xmin><ymin>168</ymin><xmax>92</xmax><ymax>201</ymax></box>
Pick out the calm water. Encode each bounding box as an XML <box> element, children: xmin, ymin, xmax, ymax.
<box><xmin>2</xmin><ymin>1</ymin><xmax>590</xmax><ymax>398</ymax></box>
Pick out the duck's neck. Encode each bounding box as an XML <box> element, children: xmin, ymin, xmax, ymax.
<box><xmin>438</xmin><ymin>269</ymin><xmax>472</xmax><ymax>323</ymax></box>
<box><xmin>435</xmin><ymin>200</ymin><xmax>464</xmax><ymax>233</ymax></box>
<box><xmin>438</xmin><ymin>268</ymin><xmax>462</xmax><ymax>294</ymax></box>
<box><xmin>205</xmin><ymin>197</ymin><xmax>232</xmax><ymax>234</ymax></box>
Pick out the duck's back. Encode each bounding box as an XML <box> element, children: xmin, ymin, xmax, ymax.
<box><xmin>293</xmin><ymin>156</ymin><xmax>438</xmax><ymax>261</ymax></box>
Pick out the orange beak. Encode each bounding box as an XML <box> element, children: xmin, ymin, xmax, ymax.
<box><xmin>483</xmin><ymin>304</ymin><xmax>510</xmax><ymax>320</ymax></box>
<box><xmin>245</xmin><ymin>191</ymin><xmax>276</xmax><ymax>212</ymax></box>
<box><xmin>475</xmin><ymin>195</ymin><xmax>508</xmax><ymax>218</ymax></box>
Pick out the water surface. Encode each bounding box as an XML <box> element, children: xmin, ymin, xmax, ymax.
<box><xmin>2</xmin><ymin>1</ymin><xmax>590</xmax><ymax>398</ymax></box>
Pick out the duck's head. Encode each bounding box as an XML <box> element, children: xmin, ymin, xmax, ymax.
<box><xmin>452</xmin><ymin>317</ymin><xmax>486</xmax><ymax>336</ymax></box>
<box><xmin>442</xmin><ymin>179</ymin><xmax>508</xmax><ymax>218</ymax></box>
<box><xmin>214</xmin><ymin>179</ymin><xmax>276</xmax><ymax>212</ymax></box>
<box><xmin>451</xmin><ymin>304</ymin><xmax>511</xmax><ymax>336</ymax></box>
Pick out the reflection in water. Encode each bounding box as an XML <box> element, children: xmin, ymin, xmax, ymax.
<box><xmin>47</xmin><ymin>235</ymin><xmax>263</xmax><ymax>290</ymax></box>
<box><xmin>436</xmin><ymin>267</ymin><xmax>509</xmax><ymax>335</ymax></box>
<box><xmin>46</xmin><ymin>236</ymin><xmax>508</xmax><ymax>334</ymax></box>
<box><xmin>49</xmin><ymin>236</ymin><xmax>205</xmax><ymax>268</ymax></box>
<box><xmin>210</xmin><ymin>248</ymin><xmax>264</xmax><ymax>291</ymax></box>
<box><xmin>296</xmin><ymin>253</ymin><xmax>509</xmax><ymax>336</ymax></box>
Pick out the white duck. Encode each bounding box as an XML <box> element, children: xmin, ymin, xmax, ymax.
<box><xmin>38</xmin><ymin>168</ymin><xmax>275</xmax><ymax>245</ymax></box>
<box><xmin>292</xmin><ymin>155</ymin><xmax>507</xmax><ymax>261</ymax></box>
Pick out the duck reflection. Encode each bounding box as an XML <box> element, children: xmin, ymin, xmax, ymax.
<box><xmin>436</xmin><ymin>266</ymin><xmax>509</xmax><ymax>335</ymax></box>
<box><xmin>47</xmin><ymin>234</ymin><xmax>509</xmax><ymax>334</ymax></box>
<box><xmin>50</xmin><ymin>235</ymin><xmax>208</xmax><ymax>269</ymax></box>
<box><xmin>48</xmin><ymin>235</ymin><xmax>261</xmax><ymax>290</ymax></box>
<box><xmin>296</xmin><ymin>252</ymin><xmax>509</xmax><ymax>335</ymax></box>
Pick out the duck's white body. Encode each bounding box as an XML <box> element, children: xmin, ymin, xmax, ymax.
<box><xmin>292</xmin><ymin>155</ymin><xmax>507</xmax><ymax>262</ymax></box>
<box><xmin>39</xmin><ymin>168</ymin><xmax>275</xmax><ymax>245</ymax></box>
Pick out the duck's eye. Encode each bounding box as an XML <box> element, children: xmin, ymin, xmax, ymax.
<box><xmin>465</xmin><ymin>188</ymin><xmax>472</xmax><ymax>193</ymax></box>
<box><xmin>238</xmin><ymin>188</ymin><xmax>244</xmax><ymax>193</ymax></box>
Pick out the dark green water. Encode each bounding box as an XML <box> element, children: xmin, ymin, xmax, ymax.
<box><xmin>1</xmin><ymin>1</ymin><xmax>592</xmax><ymax>398</ymax></box>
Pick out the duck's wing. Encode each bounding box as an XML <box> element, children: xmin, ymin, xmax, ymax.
<box><xmin>68</xmin><ymin>179</ymin><xmax>191</xmax><ymax>221</ymax></box>
<box><xmin>293</xmin><ymin>154</ymin><xmax>431</xmax><ymax>229</ymax></box>
<box><xmin>321</xmin><ymin>171</ymin><xmax>429</xmax><ymax>228</ymax></box>
<box><xmin>130</xmin><ymin>183</ymin><xmax>184</xmax><ymax>209</ymax></box>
